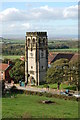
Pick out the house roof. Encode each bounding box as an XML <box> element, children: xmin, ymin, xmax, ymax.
<box><xmin>48</xmin><ymin>52</ymin><xmax>77</xmax><ymax>64</ymax></box>
<box><xmin>52</xmin><ymin>53</ymin><xmax>74</xmax><ymax>63</ymax></box>
<box><xmin>48</xmin><ymin>52</ymin><xmax>57</xmax><ymax>64</ymax></box>
<box><xmin>70</xmin><ymin>53</ymin><xmax>79</xmax><ymax>62</ymax></box>
<box><xmin>0</xmin><ymin>63</ymin><xmax>9</xmax><ymax>71</ymax></box>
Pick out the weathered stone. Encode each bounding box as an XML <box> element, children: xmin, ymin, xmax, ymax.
<box><xmin>25</xmin><ymin>32</ymin><xmax>48</xmax><ymax>86</ymax></box>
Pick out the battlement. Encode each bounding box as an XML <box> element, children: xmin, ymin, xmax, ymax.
<box><xmin>26</xmin><ymin>32</ymin><xmax>47</xmax><ymax>37</ymax></box>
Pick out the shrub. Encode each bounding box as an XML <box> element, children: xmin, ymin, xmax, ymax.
<box><xmin>23</xmin><ymin>90</ymin><xmax>78</xmax><ymax>101</ymax></box>
<box><xmin>10</xmin><ymin>85</ymin><xmax>17</xmax><ymax>93</ymax></box>
<box><xmin>43</xmin><ymin>84</ymin><xmax>49</xmax><ymax>88</ymax></box>
<box><xmin>10</xmin><ymin>86</ymin><xmax>23</xmax><ymax>94</ymax></box>
<box><xmin>38</xmin><ymin>92</ymin><xmax>43</xmax><ymax>96</ymax></box>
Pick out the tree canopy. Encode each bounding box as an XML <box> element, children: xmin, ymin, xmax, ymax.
<box><xmin>9</xmin><ymin>60</ymin><xmax>25</xmax><ymax>83</ymax></box>
<box><xmin>46</xmin><ymin>59</ymin><xmax>69</xmax><ymax>84</ymax></box>
<box><xmin>46</xmin><ymin>58</ymin><xmax>79</xmax><ymax>90</ymax></box>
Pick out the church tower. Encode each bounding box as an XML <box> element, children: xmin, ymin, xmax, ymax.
<box><xmin>25</xmin><ymin>32</ymin><xmax>48</xmax><ymax>86</ymax></box>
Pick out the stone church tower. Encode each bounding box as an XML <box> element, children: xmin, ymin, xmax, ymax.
<box><xmin>25</xmin><ymin>32</ymin><xmax>48</xmax><ymax>86</ymax></box>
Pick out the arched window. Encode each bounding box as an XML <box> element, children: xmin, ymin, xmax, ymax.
<box><xmin>28</xmin><ymin>38</ymin><xmax>30</xmax><ymax>46</ymax></box>
<box><xmin>33</xmin><ymin>38</ymin><xmax>35</xmax><ymax>44</ymax></box>
<box><xmin>43</xmin><ymin>38</ymin><xmax>45</xmax><ymax>45</ymax></box>
<box><xmin>39</xmin><ymin>38</ymin><xmax>41</xmax><ymax>44</ymax></box>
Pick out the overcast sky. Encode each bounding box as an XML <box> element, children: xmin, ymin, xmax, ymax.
<box><xmin>0</xmin><ymin>2</ymin><xmax>78</xmax><ymax>39</ymax></box>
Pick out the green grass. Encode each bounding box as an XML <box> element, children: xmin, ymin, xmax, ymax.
<box><xmin>38</xmin><ymin>83</ymin><xmax>76</xmax><ymax>91</ymax></box>
<box><xmin>49</xmin><ymin>48</ymin><xmax>78</xmax><ymax>52</ymax></box>
<box><xmin>2</xmin><ymin>55</ymin><xmax>21</xmax><ymax>60</ymax></box>
<box><xmin>2</xmin><ymin>94</ymin><xmax>78</xmax><ymax>118</ymax></box>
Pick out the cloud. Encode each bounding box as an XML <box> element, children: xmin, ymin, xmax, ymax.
<box><xmin>31</xmin><ymin>5</ymin><xmax>63</xmax><ymax>20</ymax></box>
<box><xmin>2</xmin><ymin>22</ymin><xmax>31</xmax><ymax>36</ymax></box>
<box><xmin>0</xmin><ymin>5</ymin><xmax>78</xmax><ymax>38</ymax></box>
<box><xmin>0</xmin><ymin>8</ymin><xmax>29</xmax><ymax>22</ymax></box>
<box><xmin>9</xmin><ymin>22</ymin><xmax>30</xmax><ymax>29</ymax></box>
<box><xmin>40</xmin><ymin>5</ymin><xmax>53</xmax><ymax>12</ymax></box>
<box><xmin>10</xmin><ymin>24</ymin><xmax>15</xmax><ymax>28</ymax></box>
<box><xmin>63</xmin><ymin>5</ymin><xmax>78</xmax><ymax>19</ymax></box>
<box><xmin>0</xmin><ymin>5</ymin><xmax>78</xmax><ymax>23</ymax></box>
<box><xmin>21</xmin><ymin>23</ymin><xmax>30</xmax><ymax>29</ymax></box>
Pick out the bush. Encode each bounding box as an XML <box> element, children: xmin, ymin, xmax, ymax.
<box><xmin>23</xmin><ymin>90</ymin><xmax>78</xmax><ymax>101</ymax></box>
<box><xmin>43</xmin><ymin>84</ymin><xmax>49</xmax><ymax>88</ymax></box>
<box><xmin>10</xmin><ymin>86</ymin><xmax>17</xmax><ymax>92</ymax></box>
<box><xmin>38</xmin><ymin>92</ymin><xmax>43</xmax><ymax>96</ymax></box>
<box><xmin>10</xmin><ymin>85</ymin><xmax>23</xmax><ymax>94</ymax></box>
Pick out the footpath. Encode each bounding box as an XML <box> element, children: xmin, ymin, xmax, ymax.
<box><xmin>5</xmin><ymin>83</ymin><xmax>76</xmax><ymax>96</ymax></box>
<box><xmin>15</xmin><ymin>84</ymin><xmax>65</xmax><ymax>95</ymax></box>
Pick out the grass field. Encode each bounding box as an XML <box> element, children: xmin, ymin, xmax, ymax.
<box><xmin>49</xmin><ymin>48</ymin><xmax>78</xmax><ymax>52</ymax></box>
<box><xmin>2</xmin><ymin>94</ymin><xmax>78</xmax><ymax>118</ymax></box>
<box><xmin>38</xmin><ymin>83</ymin><xmax>76</xmax><ymax>91</ymax></box>
<box><xmin>2</xmin><ymin>55</ymin><xmax>21</xmax><ymax>60</ymax></box>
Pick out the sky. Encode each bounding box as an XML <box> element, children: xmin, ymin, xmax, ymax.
<box><xmin>0</xmin><ymin>2</ymin><xmax>78</xmax><ymax>39</ymax></box>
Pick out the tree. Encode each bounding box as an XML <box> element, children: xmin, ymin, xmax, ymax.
<box><xmin>9</xmin><ymin>60</ymin><xmax>25</xmax><ymax>83</ymax></box>
<box><xmin>68</xmin><ymin>60</ymin><xmax>79</xmax><ymax>91</ymax></box>
<box><xmin>46</xmin><ymin>59</ymin><xmax>69</xmax><ymax>88</ymax></box>
<box><xmin>2</xmin><ymin>58</ymin><xmax>9</xmax><ymax>63</ymax></box>
<box><xmin>46</xmin><ymin>58</ymin><xmax>79</xmax><ymax>91</ymax></box>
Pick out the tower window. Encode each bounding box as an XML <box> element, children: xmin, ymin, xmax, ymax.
<box><xmin>43</xmin><ymin>38</ymin><xmax>45</xmax><ymax>45</ymax></box>
<box><xmin>33</xmin><ymin>38</ymin><xmax>35</xmax><ymax>44</ymax></box>
<box><xmin>41</xmin><ymin>51</ymin><xmax>44</xmax><ymax>57</ymax></box>
<box><xmin>30</xmin><ymin>53</ymin><xmax>33</xmax><ymax>56</ymax></box>
<box><xmin>31</xmin><ymin>66</ymin><xmax>33</xmax><ymax>69</ymax></box>
<box><xmin>42</xmin><ymin>66</ymin><xmax>45</xmax><ymax>69</ymax></box>
<box><xmin>39</xmin><ymin>38</ymin><xmax>41</xmax><ymax>44</ymax></box>
<box><xmin>28</xmin><ymin>38</ymin><xmax>30</xmax><ymax>46</ymax></box>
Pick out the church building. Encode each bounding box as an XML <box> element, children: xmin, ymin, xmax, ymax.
<box><xmin>25</xmin><ymin>32</ymin><xmax>48</xmax><ymax>86</ymax></box>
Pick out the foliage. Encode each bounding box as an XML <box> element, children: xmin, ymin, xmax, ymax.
<box><xmin>2</xmin><ymin>40</ymin><xmax>78</xmax><ymax>56</ymax></box>
<box><xmin>48</xmin><ymin>44</ymin><xmax>69</xmax><ymax>49</ymax></box>
<box><xmin>9</xmin><ymin>60</ymin><xmax>25</xmax><ymax>83</ymax></box>
<box><xmin>46</xmin><ymin>59</ymin><xmax>69</xmax><ymax>84</ymax></box>
<box><xmin>2</xmin><ymin>43</ymin><xmax>25</xmax><ymax>55</ymax></box>
<box><xmin>46</xmin><ymin>58</ymin><xmax>79</xmax><ymax>90</ymax></box>
<box><xmin>48</xmin><ymin>40</ymin><xmax>78</xmax><ymax>49</ymax></box>
<box><xmin>43</xmin><ymin>84</ymin><xmax>49</xmax><ymax>88</ymax></box>
<box><xmin>2</xmin><ymin>58</ymin><xmax>9</xmax><ymax>63</ymax></box>
<box><xmin>68</xmin><ymin>60</ymin><xmax>79</xmax><ymax>90</ymax></box>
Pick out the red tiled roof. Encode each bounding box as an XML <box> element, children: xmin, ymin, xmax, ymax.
<box><xmin>0</xmin><ymin>63</ymin><xmax>9</xmax><ymax>71</ymax></box>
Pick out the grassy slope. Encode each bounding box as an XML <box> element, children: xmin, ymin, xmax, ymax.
<box><xmin>2</xmin><ymin>94</ymin><xmax>78</xmax><ymax>118</ymax></box>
